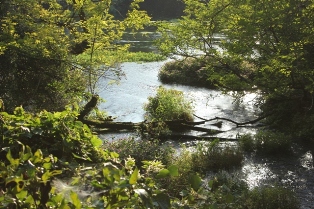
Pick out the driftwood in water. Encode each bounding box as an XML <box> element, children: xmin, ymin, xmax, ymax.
<box><xmin>193</xmin><ymin>114</ymin><xmax>267</xmax><ymax>127</ymax></box>
<box><xmin>81</xmin><ymin>118</ymin><xmax>224</xmax><ymax>135</ymax></box>
<box><xmin>78</xmin><ymin>95</ymin><xmax>265</xmax><ymax>140</ymax></box>
<box><xmin>165</xmin><ymin>134</ymin><xmax>238</xmax><ymax>142</ymax></box>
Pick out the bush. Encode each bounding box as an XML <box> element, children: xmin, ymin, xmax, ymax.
<box><xmin>254</xmin><ymin>130</ymin><xmax>292</xmax><ymax>155</ymax></box>
<box><xmin>0</xmin><ymin>144</ymin><xmax>64</xmax><ymax>208</ymax></box>
<box><xmin>144</xmin><ymin>86</ymin><xmax>194</xmax><ymax>122</ymax></box>
<box><xmin>0</xmin><ymin>106</ymin><xmax>105</xmax><ymax>162</ymax></box>
<box><xmin>192</xmin><ymin>140</ymin><xmax>244</xmax><ymax>172</ymax></box>
<box><xmin>157</xmin><ymin>145</ymin><xmax>195</xmax><ymax>197</ymax></box>
<box><xmin>238</xmin><ymin>133</ymin><xmax>255</xmax><ymax>152</ymax></box>
<box><xmin>103</xmin><ymin>138</ymin><xmax>174</xmax><ymax>167</ymax></box>
<box><xmin>159</xmin><ymin>57</ymin><xmax>216</xmax><ymax>88</ymax></box>
<box><xmin>244</xmin><ymin>185</ymin><xmax>300</xmax><ymax>209</ymax></box>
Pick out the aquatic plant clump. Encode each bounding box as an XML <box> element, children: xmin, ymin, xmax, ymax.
<box><xmin>192</xmin><ymin>140</ymin><xmax>244</xmax><ymax>172</ymax></box>
<box><xmin>144</xmin><ymin>86</ymin><xmax>194</xmax><ymax>122</ymax></box>
<box><xmin>159</xmin><ymin>57</ymin><xmax>216</xmax><ymax>88</ymax></box>
<box><xmin>244</xmin><ymin>185</ymin><xmax>300</xmax><ymax>209</ymax></box>
<box><xmin>238</xmin><ymin>131</ymin><xmax>292</xmax><ymax>155</ymax></box>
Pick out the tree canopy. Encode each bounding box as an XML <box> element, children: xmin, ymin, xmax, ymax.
<box><xmin>0</xmin><ymin>0</ymin><xmax>150</xmax><ymax>112</ymax></box>
<box><xmin>156</xmin><ymin>0</ymin><xmax>314</xmax><ymax>136</ymax></box>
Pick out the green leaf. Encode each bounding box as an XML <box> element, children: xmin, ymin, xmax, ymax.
<box><xmin>168</xmin><ymin>165</ymin><xmax>179</xmax><ymax>177</ymax></box>
<box><xmin>42</xmin><ymin>171</ymin><xmax>50</xmax><ymax>183</ymax></box>
<box><xmin>6</xmin><ymin>177</ymin><xmax>24</xmax><ymax>193</ymax></box>
<box><xmin>129</xmin><ymin>167</ymin><xmax>139</xmax><ymax>185</ymax></box>
<box><xmin>91</xmin><ymin>136</ymin><xmax>102</xmax><ymax>147</ymax></box>
<box><xmin>24</xmin><ymin>195</ymin><xmax>35</xmax><ymax>204</ymax></box>
<box><xmin>33</xmin><ymin>149</ymin><xmax>43</xmax><ymax>163</ymax></box>
<box><xmin>70</xmin><ymin>191</ymin><xmax>81</xmax><ymax>209</ymax></box>
<box><xmin>110</xmin><ymin>151</ymin><xmax>119</xmax><ymax>159</ymax></box>
<box><xmin>16</xmin><ymin>190</ymin><xmax>28</xmax><ymax>200</ymax></box>
<box><xmin>6</xmin><ymin>150</ymin><xmax>19</xmax><ymax>166</ymax></box>
<box><xmin>43</xmin><ymin>162</ymin><xmax>52</xmax><ymax>170</ymax></box>
<box><xmin>156</xmin><ymin>169</ymin><xmax>170</xmax><ymax>178</ymax></box>
<box><xmin>189</xmin><ymin>174</ymin><xmax>202</xmax><ymax>191</ymax></box>
<box><xmin>50</xmin><ymin>170</ymin><xmax>62</xmax><ymax>176</ymax></box>
<box><xmin>22</xmin><ymin>153</ymin><xmax>32</xmax><ymax>161</ymax></box>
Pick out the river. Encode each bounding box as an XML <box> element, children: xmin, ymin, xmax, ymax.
<box><xmin>98</xmin><ymin>60</ymin><xmax>314</xmax><ymax>208</ymax></box>
<box><xmin>97</xmin><ymin>29</ymin><xmax>314</xmax><ymax>208</ymax></box>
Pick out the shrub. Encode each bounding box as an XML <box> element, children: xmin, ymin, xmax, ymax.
<box><xmin>157</xmin><ymin>145</ymin><xmax>195</xmax><ymax>197</ymax></box>
<box><xmin>254</xmin><ymin>130</ymin><xmax>292</xmax><ymax>155</ymax></box>
<box><xmin>244</xmin><ymin>185</ymin><xmax>300</xmax><ymax>209</ymax></box>
<box><xmin>103</xmin><ymin>138</ymin><xmax>174</xmax><ymax>167</ymax></box>
<box><xmin>0</xmin><ymin>144</ymin><xmax>64</xmax><ymax>208</ymax></box>
<box><xmin>0</xmin><ymin>106</ymin><xmax>105</xmax><ymax>162</ymax></box>
<box><xmin>144</xmin><ymin>86</ymin><xmax>194</xmax><ymax>122</ymax></box>
<box><xmin>191</xmin><ymin>140</ymin><xmax>244</xmax><ymax>172</ymax></box>
<box><xmin>0</xmin><ymin>144</ymin><xmax>175</xmax><ymax>208</ymax></box>
<box><xmin>159</xmin><ymin>57</ymin><xmax>215</xmax><ymax>88</ymax></box>
<box><xmin>238</xmin><ymin>133</ymin><xmax>255</xmax><ymax>152</ymax></box>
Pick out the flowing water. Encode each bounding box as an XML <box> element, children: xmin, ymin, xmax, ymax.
<box><xmin>97</xmin><ymin>30</ymin><xmax>314</xmax><ymax>208</ymax></box>
<box><xmin>98</xmin><ymin>60</ymin><xmax>314</xmax><ymax>208</ymax></box>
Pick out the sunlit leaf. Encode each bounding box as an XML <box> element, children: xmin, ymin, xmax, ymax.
<box><xmin>129</xmin><ymin>167</ymin><xmax>139</xmax><ymax>185</ymax></box>
<box><xmin>6</xmin><ymin>150</ymin><xmax>19</xmax><ymax>166</ymax></box>
<box><xmin>16</xmin><ymin>190</ymin><xmax>28</xmax><ymax>200</ymax></box>
<box><xmin>70</xmin><ymin>191</ymin><xmax>81</xmax><ymax>209</ymax></box>
<box><xmin>91</xmin><ymin>136</ymin><xmax>102</xmax><ymax>147</ymax></box>
<box><xmin>110</xmin><ymin>151</ymin><xmax>119</xmax><ymax>159</ymax></box>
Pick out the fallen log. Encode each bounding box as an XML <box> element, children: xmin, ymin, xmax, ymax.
<box><xmin>163</xmin><ymin>134</ymin><xmax>237</xmax><ymax>142</ymax></box>
<box><xmin>77</xmin><ymin>96</ymin><xmax>259</xmax><ymax>140</ymax></box>
<box><xmin>170</xmin><ymin>123</ymin><xmax>223</xmax><ymax>134</ymax></box>
<box><xmin>193</xmin><ymin>114</ymin><xmax>268</xmax><ymax>127</ymax></box>
<box><xmin>82</xmin><ymin>119</ymin><xmax>224</xmax><ymax>135</ymax></box>
<box><xmin>81</xmin><ymin>119</ymin><xmax>141</xmax><ymax>130</ymax></box>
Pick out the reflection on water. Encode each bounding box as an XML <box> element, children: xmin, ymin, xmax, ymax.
<box><xmin>242</xmin><ymin>157</ymin><xmax>277</xmax><ymax>189</ymax></box>
<box><xmin>99</xmin><ymin>61</ymin><xmax>260</xmax><ymax>138</ymax></box>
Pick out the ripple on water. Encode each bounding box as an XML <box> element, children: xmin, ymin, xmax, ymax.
<box><xmin>241</xmin><ymin>159</ymin><xmax>277</xmax><ymax>189</ymax></box>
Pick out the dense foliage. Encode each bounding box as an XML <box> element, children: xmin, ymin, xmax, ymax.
<box><xmin>156</xmin><ymin>0</ymin><xmax>314</xmax><ymax>138</ymax></box>
<box><xmin>0</xmin><ymin>0</ymin><xmax>150</xmax><ymax>112</ymax></box>
<box><xmin>0</xmin><ymin>105</ymin><xmax>105</xmax><ymax>162</ymax></box>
